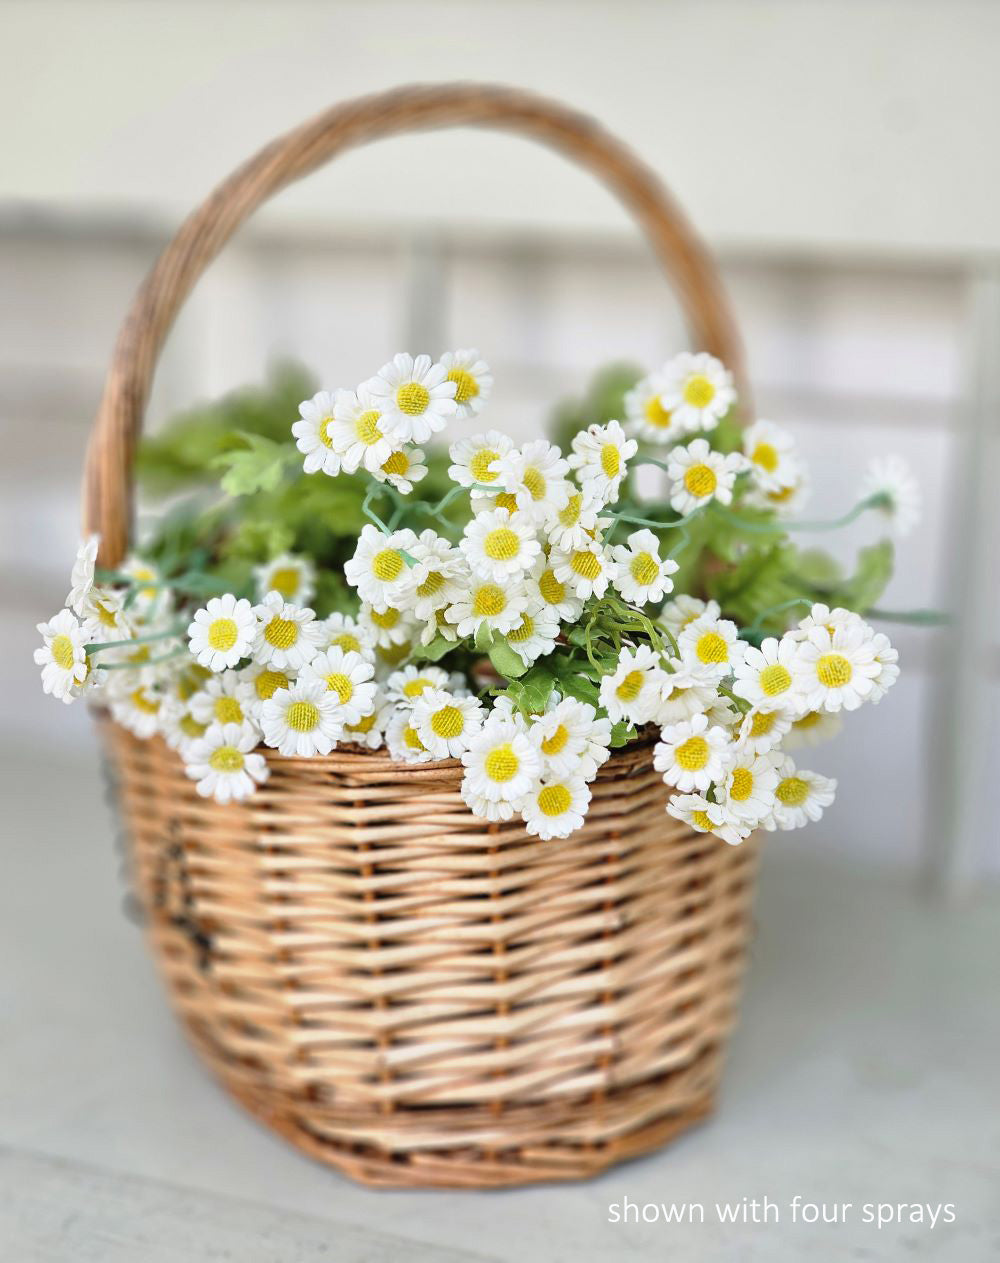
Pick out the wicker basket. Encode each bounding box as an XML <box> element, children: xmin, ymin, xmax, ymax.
<box><xmin>86</xmin><ymin>83</ymin><xmax>759</xmax><ymax>1189</ymax></box>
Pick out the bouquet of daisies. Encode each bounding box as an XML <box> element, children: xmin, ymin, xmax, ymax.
<box><xmin>37</xmin><ymin>348</ymin><xmax>915</xmax><ymax>844</ymax></box>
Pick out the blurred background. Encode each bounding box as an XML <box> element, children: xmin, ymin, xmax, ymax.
<box><xmin>2</xmin><ymin>5</ymin><xmax>999</xmax><ymax>1258</ymax></box>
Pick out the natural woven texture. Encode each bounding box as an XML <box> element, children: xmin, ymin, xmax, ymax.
<box><xmin>100</xmin><ymin>717</ymin><xmax>759</xmax><ymax>1188</ymax></box>
<box><xmin>82</xmin><ymin>81</ymin><xmax>747</xmax><ymax>566</ymax></box>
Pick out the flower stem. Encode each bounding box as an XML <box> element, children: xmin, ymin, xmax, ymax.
<box><xmin>865</xmin><ymin>606</ymin><xmax>950</xmax><ymax>626</ymax></box>
<box><xmin>361</xmin><ymin>484</ymin><xmax>392</xmax><ymax>535</ymax></box>
<box><xmin>85</xmin><ymin>625</ymin><xmax>185</xmax><ymax>654</ymax></box>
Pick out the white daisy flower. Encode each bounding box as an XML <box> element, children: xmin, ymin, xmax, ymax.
<box><xmin>373</xmin><ymin>445</ymin><xmax>428</xmax><ymax>494</ymax></box>
<box><xmin>411</xmin><ymin>688</ymin><xmax>485</xmax><ymax>759</ymax></box>
<box><xmin>599</xmin><ymin>643</ymin><xmax>669</xmax><ymax>726</ymax></box>
<box><xmin>544</xmin><ymin>487</ymin><xmax>609</xmax><ymax>552</ymax></box>
<box><xmin>460</xmin><ymin>783</ymin><xmax>517</xmax><ymax>823</ymax></box>
<box><xmin>654</xmin><ymin>712</ymin><xmax>734</xmax><ymax>792</ymax></box>
<box><xmin>495</xmin><ymin>439</ymin><xmax>571</xmax><ymax>525</ymax></box>
<box><xmin>446</xmin><ymin>576</ymin><xmax>529</xmax><ymax>639</ymax></box>
<box><xmin>341</xmin><ymin>691</ymin><xmax>394</xmax><ymax>750</ymax></box>
<box><xmin>251</xmin><ymin>592</ymin><xmax>325</xmax><ymax>671</ymax></box>
<box><xmin>667</xmin><ymin>793</ymin><xmax>751</xmax><ymax>847</ymax></box>
<box><xmin>35</xmin><ymin>608</ymin><xmax>93</xmax><ymax>703</ymax></box>
<box><xmin>659</xmin><ymin>595</ymin><xmax>718</xmax><ymax>641</ymax></box>
<box><xmin>358</xmin><ymin>601</ymin><xmax>415</xmax><ymax>649</ymax></box>
<box><xmin>504</xmin><ymin>602</ymin><xmax>560</xmax><ymax>666</ymax></box>
<box><xmin>742</xmin><ymin>419</ymin><xmax>798</xmax><ymax>491</ymax></box>
<box><xmin>461</xmin><ymin>716</ymin><xmax>542</xmax><ymax>806</ymax></box>
<box><xmin>448</xmin><ymin>430</ymin><xmax>515</xmax><ymax>498</ymax></box>
<box><xmin>320</xmin><ymin>612</ymin><xmax>376</xmax><ymax>660</ymax></box>
<box><xmin>746</xmin><ymin>465</ymin><xmax>810</xmax><ymax>517</ymax></box>
<box><xmin>861</xmin><ymin>454</ymin><xmax>922</xmax><ymax>538</ymax></box>
<box><xmin>678</xmin><ymin>612</ymin><xmax>747</xmax><ymax>680</ymax></box>
<box><xmin>525</xmin><ymin>555</ymin><xmax>585</xmax><ymax>622</ymax></box>
<box><xmin>460</xmin><ymin>507</ymin><xmax>541</xmax><ymax>583</ymax></box>
<box><xmin>80</xmin><ymin>584</ymin><xmax>135</xmax><ymax>642</ymax></box>
<box><xmin>521</xmin><ymin>775</ymin><xmax>591</xmax><ymax>840</ymax></box>
<box><xmin>363</xmin><ymin>352</ymin><xmax>457</xmax><ymax>445</ymax></box>
<box><xmin>791</xmin><ymin>602</ymin><xmax>866</xmax><ymax>641</ymax></box>
<box><xmin>659</xmin><ymin>351</ymin><xmax>737</xmax><ymax>432</ymax></box>
<box><xmin>385</xmin><ymin>706</ymin><xmax>436</xmax><ymax>764</ymax></box>
<box><xmin>869</xmin><ymin>631</ymin><xmax>900</xmax><ymax>703</ymax></box>
<box><xmin>67</xmin><ymin>535</ymin><xmax>100</xmax><ymax>615</ymax></box>
<box><xmin>732</xmin><ymin>635</ymin><xmax>803</xmax><ymax>713</ymax></box>
<box><xmin>237</xmin><ymin>662</ymin><xmax>297</xmax><ymax>719</ymax></box>
<box><xmin>385</xmin><ymin>664</ymin><xmax>452</xmax><ymax>706</ymax></box>
<box><xmin>119</xmin><ymin>555</ymin><xmax>167</xmax><ymax>619</ymax></box>
<box><xmin>667</xmin><ymin>438</ymin><xmax>746</xmax><ymax>515</ymax></box>
<box><xmin>329</xmin><ymin>385</ymin><xmax>396</xmax><ymax>473</ymax></box>
<box><xmin>610</xmin><ymin>528</ymin><xmax>679</xmax><ymax>607</ymax></box>
<box><xmin>791</xmin><ymin>623</ymin><xmax>880</xmax><ymax>713</ymax></box>
<box><xmin>736</xmin><ymin>706</ymin><xmax>794</xmax><ymax>754</ymax></box>
<box><xmin>439</xmin><ymin>348</ymin><xmax>493</xmax><ymax>420</ymax></box>
<box><xmin>623</xmin><ymin>370</ymin><xmax>683</xmax><ymax>444</ymax></box>
<box><xmin>654</xmin><ymin>662</ymin><xmax>718</xmax><ymax>726</ymax></box>
<box><xmin>187</xmin><ymin>594</ymin><xmax>256</xmax><ymax>672</ymax></box>
<box><xmin>529</xmin><ymin>696</ymin><xmax>612</xmax><ymax>780</ymax></box>
<box><xmin>253</xmin><ymin>553</ymin><xmax>316</xmax><ymax>605</ymax></box>
<box><xmin>260</xmin><ymin>679</ymin><xmax>343</xmax><ymax>757</ymax></box>
<box><xmin>110</xmin><ymin>683</ymin><xmax>165</xmax><ymax>738</ymax></box>
<box><xmin>344</xmin><ymin>524</ymin><xmax>418</xmax><ymax>608</ymax></box>
<box><xmin>783</xmin><ymin>708</ymin><xmax>843</xmax><ymax>749</ymax></box>
<box><xmin>763</xmin><ymin>756</ymin><xmax>837</xmax><ymax>830</ymax></box>
<box><xmin>567</xmin><ymin>420</ymin><xmax>637</xmax><ymax>505</ymax></box>
<box><xmin>549</xmin><ymin>539</ymin><xmax>611</xmax><ymax>601</ymax></box>
<box><xmin>722</xmin><ymin>748</ymin><xmax>781</xmax><ymax>824</ymax></box>
<box><xmin>299</xmin><ymin>645</ymin><xmax>377</xmax><ymax>727</ymax></box>
<box><xmin>182</xmin><ymin>722</ymin><xmax>269</xmax><ymax>804</ymax></box>
<box><xmin>400</xmin><ymin>531</ymin><xmax>467</xmax><ymax>622</ymax></box>
<box><xmin>189</xmin><ymin>671</ymin><xmax>256</xmax><ymax>733</ymax></box>
<box><xmin>292</xmin><ymin>390</ymin><xmax>341</xmax><ymax>477</ymax></box>
<box><xmin>158</xmin><ymin>695</ymin><xmax>210</xmax><ymax>753</ymax></box>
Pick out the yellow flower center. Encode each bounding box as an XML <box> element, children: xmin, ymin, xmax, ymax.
<box><xmin>793</xmin><ymin>710</ymin><xmax>822</xmax><ymax>730</ymax></box>
<box><xmin>630</xmin><ymin>552</ymin><xmax>659</xmax><ymax>586</ymax></box>
<box><xmin>674</xmin><ymin>735</ymin><xmax>709</xmax><ymax>770</ymax></box>
<box><xmin>696</xmin><ymin>631</ymin><xmax>728</xmax><ymax>664</ymax></box>
<box><xmin>768</xmin><ymin>484</ymin><xmax>797</xmax><ymax>505</ymax></box>
<box><xmin>817</xmin><ymin>653</ymin><xmax>853</xmax><ymax>688</ymax></box>
<box><xmin>286</xmin><ymin>701</ymin><xmax>320</xmax><ymax>732</ymax></box>
<box><xmin>416</xmin><ymin>571</ymin><xmax>444</xmax><ymax>597</ymax></box>
<box><xmin>396</xmin><ymin>382</ymin><xmax>430</xmax><ymax>415</ymax></box>
<box><xmin>319</xmin><ymin>415</ymin><xmax>335</xmax><ymax>448</ymax></box>
<box><xmin>403</xmin><ymin>724</ymin><xmax>426</xmax><ymax>751</ymax></box>
<box><xmin>749</xmin><ymin>710</ymin><xmax>778</xmax><ymax>738</ymax></box>
<box><xmin>616</xmin><ymin>669</ymin><xmax>645</xmax><ymax>703</ymax></box>
<box><xmin>379</xmin><ymin>641</ymin><xmax>410</xmax><ymax>665</ymax></box>
<box><xmin>537</xmin><ymin>784</ymin><xmax>571</xmax><ymax>817</ymax></box>
<box><xmin>254</xmin><ymin>669</ymin><xmax>288</xmax><ymax>700</ymax></box>
<box><xmin>271</xmin><ymin>568</ymin><xmax>302</xmax><ymax>599</ymax></box>
<box><xmin>95</xmin><ymin>600</ymin><xmax>119</xmax><ymax>628</ymax></box>
<box><xmin>522</xmin><ymin>467</ymin><xmax>546</xmax><ymax>501</ymax></box>
<box><xmin>179</xmin><ymin>715</ymin><xmax>207</xmax><ymax>739</ymax></box>
<box><xmin>209</xmin><ymin>745</ymin><xmax>245</xmax><ymax>773</ymax></box>
<box><xmin>207</xmin><ymin>617</ymin><xmax>239</xmax><ymax>651</ymax></box>
<box><xmin>214</xmin><ymin>697</ymin><xmax>244</xmax><ymax>724</ymax></box>
<box><xmin>684</xmin><ymin>464</ymin><xmax>718</xmax><ymax>498</ymax></box>
<box><xmin>472</xmin><ymin>584</ymin><xmax>506</xmax><ymax>617</ymax></box>
<box><xmin>469</xmin><ymin>448</ymin><xmax>499</xmax><ymax>483</ymax></box>
<box><xmin>682</xmin><ymin>374</ymin><xmax>716</xmax><ymax>409</ymax></box>
<box><xmin>330</xmin><ymin>632</ymin><xmax>362</xmax><ymax>653</ymax></box>
<box><xmin>178</xmin><ymin>665</ymin><xmax>210</xmax><ymax>699</ymax></box>
<box><xmin>494</xmin><ymin>492</ymin><xmax>519</xmax><ymax>513</ymax></box>
<box><xmin>644</xmin><ymin>395</ymin><xmax>673</xmax><ymax>429</ymax></box>
<box><xmin>507</xmin><ymin>615</ymin><xmax>534</xmax><ymax>644</ymax></box>
<box><xmin>729</xmin><ymin>767</ymin><xmax>753</xmax><ymax>801</ymax></box>
<box><xmin>130</xmin><ymin>688</ymin><xmax>160</xmax><ymax>715</ymax></box>
<box><xmin>51</xmin><ymin>634</ymin><xmax>76</xmax><ymax>671</ymax></box>
<box><xmin>369</xmin><ymin>606</ymin><xmax>400</xmax><ymax>629</ymax></box>
<box><xmin>570</xmin><ymin>550</ymin><xmax>602</xmax><ymax>580</ymax></box>
<box><xmin>759</xmin><ymin>664</ymin><xmax>792</xmax><ymax>696</ymax></box>
<box><xmin>264</xmin><ymin>616</ymin><xmax>298</xmax><ymax>650</ymax></box>
<box><xmin>692</xmin><ymin>809</ymin><xmax>717</xmax><ymax>831</ymax></box>
<box><xmin>347</xmin><ymin>711</ymin><xmax>377</xmax><ymax>734</ymax></box>
<box><xmin>484</xmin><ymin>744</ymin><xmax>519</xmax><ymax>783</ymax></box>
<box><xmin>538</xmin><ymin>569</ymin><xmax>565</xmax><ymax>605</ymax></box>
<box><xmin>325</xmin><ymin>673</ymin><xmax>354</xmax><ymax>704</ymax></box>
<box><xmin>776</xmin><ymin>776</ymin><xmax>810</xmax><ymax>807</ymax></box>
<box><xmin>540</xmin><ymin>724</ymin><xmax>569</xmax><ymax>756</ymax></box>
<box><xmin>600</xmin><ymin>444</ymin><xmax>621</xmax><ymax>479</ymax></box>
<box><xmin>447</xmin><ymin>367</ymin><xmax>479</xmax><ymax>404</ymax></box>
<box><xmin>381</xmin><ymin>449</ymin><xmax>408</xmax><ymax>476</ymax></box>
<box><xmin>372</xmin><ymin>549</ymin><xmax>404</xmax><ymax>583</ymax></box>
<box><xmin>402</xmin><ymin>677</ymin><xmax>433</xmax><ymax>698</ymax></box>
<box><xmin>558</xmin><ymin>493</ymin><xmax>583</xmax><ymax>529</ymax></box>
<box><xmin>355</xmin><ymin>410</ymin><xmax>383</xmax><ymax>444</ymax></box>
<box><xmin>483</xmin><ymin>528</ymin><xmax>520</xmax><ymax>561</ymax></box>
<box><xmin>430</xmin><ymin>705</ymin><xmax>465</xmax><ymax>739</ymax></box>
<box><xmin>752</xmin><ymin>441</ymin><xmax>779</xmax><ymax>473</ymax></box>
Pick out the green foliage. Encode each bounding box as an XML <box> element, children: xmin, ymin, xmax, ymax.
<box><xmin>548</xmin><ymin>362</ymin><xmax>643</xmax><ymax>454</ymax></box>
<box><xmin>211</xmin><ymin>433</ymin><xmax>298</xmax><ymax>496</ymax></box>
<box><xmin>826</xmin><ymin>539</ymin><xmax>895</xmax><ymax>612</ymax></box>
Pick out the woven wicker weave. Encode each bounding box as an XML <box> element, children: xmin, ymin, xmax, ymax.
<box><xmin>87</xmin><ymin>84</ymin><xmax>759</xmax><ymax>1188</ymax></box>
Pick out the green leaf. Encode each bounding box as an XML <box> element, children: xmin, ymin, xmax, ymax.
<box><xmin>836</xmin><ymin>539</ymin><xmax>895</xmax><ymax>612</ymax></box>
<box><xmin>210</xmin><ymin>433</ymin><xmax>298</xmax><ymax>497</ymax></box>
<box><xmin>488</xmin><ymin>637</ymin><xmax>528</xmax><ymax>680</ymax></box>
<box><xmin>794</xmin><ymin>547</ymin><xmax>844</xmax><ymax>587</ymax></box>
<box><xmin>609</xmin><ymin>720</ymin><xmax>635</xmax><ymax>748</ymax></box>
<box><xmin>474</xmin><ymin>622</ymin><xmax>495</xmax><ymax>653</ymax></box>
<box><xmin>413</xmin><ymin>634</ymin><xmax>454</xmax><ymax>663</ymax></box>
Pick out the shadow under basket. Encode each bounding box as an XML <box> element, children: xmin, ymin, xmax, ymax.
<box><xmin>99</xmin><ymin>717</ymin><xmax>759</xmax><ymax>1188</ymax></box>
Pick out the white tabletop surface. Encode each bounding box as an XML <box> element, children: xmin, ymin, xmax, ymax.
<box><xmin>2</xmin><ymin>742</ymin><xmax>998</xmax><ymax>1262</ymax></box>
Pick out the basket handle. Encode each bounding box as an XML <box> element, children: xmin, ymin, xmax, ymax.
<box><xmin>84</xmin><ymin>82</ymin><xmax>747</xmax><ymax>565</ymax></box>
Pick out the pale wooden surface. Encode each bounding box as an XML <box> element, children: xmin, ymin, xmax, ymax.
<box><xmin>2</xmin><ymin>743</ymin><xmax>998</xmax><ymax>1261</ymax></box>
